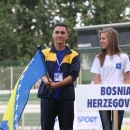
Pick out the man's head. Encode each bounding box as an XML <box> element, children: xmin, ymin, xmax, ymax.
<box><xmin>52</xmin><ymin>23</ymin><xmax>69</xmax><ymax>45</ymax></box>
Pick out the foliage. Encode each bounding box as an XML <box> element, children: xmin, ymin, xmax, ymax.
<box><xmin>80</xmin><ymin>0</ymin><xmax>130</xmax><ymax>25</ymax></box>
<box><xmin>0</xmin><ymin>0</ymin><xmax>130</xmax><ymax>61</ymax></box>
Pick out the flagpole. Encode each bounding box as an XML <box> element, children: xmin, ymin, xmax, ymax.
<box><xmin>37</xmin><ymin>45</ymin><xmax>53</xmax><ymax>95</ymax></box>
<box><xmin>113</xmin><ymin>110</ymin><xmax>118</xmax><ymax>130</ymax></box>
<box><xmin>46</xmin><ymin>72</ymin><xmax>53</xmax><ymax>94</ymax></box>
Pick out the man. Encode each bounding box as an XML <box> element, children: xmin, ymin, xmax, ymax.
<box><xmin>37</xmin><ymin>23</ymin><xmax>80</xmax><ymax>130</ymax></box>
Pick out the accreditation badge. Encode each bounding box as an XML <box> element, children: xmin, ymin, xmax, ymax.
<box><xmin>54</xmin><ymin>73</ymin><xmax>63</xmax><ymax>81</ymax></box>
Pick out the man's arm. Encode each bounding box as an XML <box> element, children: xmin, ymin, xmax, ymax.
<box><xmin>49</xmin><ymin>76</ymin><xmax>73</xmax><ymax>89</ymax></box>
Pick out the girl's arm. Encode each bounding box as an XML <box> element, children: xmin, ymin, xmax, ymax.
<box><xmin>94</xmin><ymin>73</ymin><xmax>102</xmax><ymax>84</ymax></box>
<box><xmin>124</xmin><ymin>71</ymin><xmax>130</xmax><ymax>84</ymax></box>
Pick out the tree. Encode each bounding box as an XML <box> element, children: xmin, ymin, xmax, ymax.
<box><xmin>53</xmin><ymin>1</ymin><xmax>88</xmax><ymax>50</ymax></box>
<box><xmin>80</xmin><ymin>0</ymin><xmax>130</xmax><ymax>25</ymax></box>
<box><xmin>0</xmin><ymin>0</ymin><xmax>130</xmax><ymax>61</ymax></box>
<box><xmin>12</xmin><ymin>0</ymin><xmax>58</xmax><ymax>59</ymax></box>
<box><xmin>0</xmin><ymin>1</ymin><xmax>19</xmax><ymax>61</ymax></box>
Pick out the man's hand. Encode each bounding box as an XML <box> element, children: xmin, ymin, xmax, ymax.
<box><xmin>41</xmin><ymin>75</ymin><xmax>53</xmax><ymax>93</ymax></box>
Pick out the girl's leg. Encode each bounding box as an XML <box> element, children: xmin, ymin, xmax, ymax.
<box><xmin>99</xmin><ymin>110</ymin><xmax>112</xmax><ymax>130</ymax></box>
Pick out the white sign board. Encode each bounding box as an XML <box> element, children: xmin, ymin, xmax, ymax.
<box><xmin>76</xmin><ymin>84</ymin><xmax>130</xmax><ymax>111</ymax></box>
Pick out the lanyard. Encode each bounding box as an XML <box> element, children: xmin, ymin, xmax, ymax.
<box><xmin>55</xmin><ymin>54</ymin><xmax>63</xmax><ymax>72</ymax></box>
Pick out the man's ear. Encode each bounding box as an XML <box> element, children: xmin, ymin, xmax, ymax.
<box><xmin>66</xmin><ymin>34</ymin><xmax>69</xmax><ymax>39</ymax></box>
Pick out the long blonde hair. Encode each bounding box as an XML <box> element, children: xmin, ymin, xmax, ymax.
<box><xmin>98</xmin><ymin>28</ymin><xmax>122</xmax><ymax>67</ymax></box>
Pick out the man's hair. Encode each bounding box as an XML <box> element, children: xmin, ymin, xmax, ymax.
<box><xmin>54</xmin><ymin>23</ymin><xmax>68</xmax><ymax>33</ymax></box>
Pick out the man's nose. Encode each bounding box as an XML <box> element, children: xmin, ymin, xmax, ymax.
<box><xmin>57</xmin><ymin>33</ymin><xmax>62</xmax><ymax>36</ymax></box>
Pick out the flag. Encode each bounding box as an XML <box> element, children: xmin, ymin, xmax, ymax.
<box><xmin>0</xmin><ymin>49</ymin><xmax>47</xmax><ymax>130</ymax></box>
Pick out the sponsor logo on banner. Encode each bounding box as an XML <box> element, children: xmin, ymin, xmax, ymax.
<box><xmin>122</xmin><ymin>118</ymin><xmax>130</xmax><ymax>130</ymax></box>
<box><xmin>76</xmin><ymin>112</ymin><xmax>102</xmax><ymax>130</ymax></box>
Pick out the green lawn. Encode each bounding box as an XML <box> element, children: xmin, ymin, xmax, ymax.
<box><xmin>0</xmin><ymin>92</ymin><xmax>40</xmax><ymax>104</ymax></box>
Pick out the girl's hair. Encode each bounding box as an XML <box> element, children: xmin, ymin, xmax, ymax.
<box><xmin>97</xmin><ymin>28</ymin><xmax>122</xmax><ymax>66</ymax></box>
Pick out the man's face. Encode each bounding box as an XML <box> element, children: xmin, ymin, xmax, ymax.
<box><xmin>52</xmin><ymin>26</ymin><xmax>68</xmax><ymax>44</ymax></box>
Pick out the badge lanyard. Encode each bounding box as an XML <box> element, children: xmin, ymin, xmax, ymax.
<box><xmin>55</xmin><ymin>54</ymin><xmax>63</xmax><ymax>72</ymax></box>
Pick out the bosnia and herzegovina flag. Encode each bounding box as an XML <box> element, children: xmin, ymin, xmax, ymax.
<box><xmin>0</xmin><ymin>49</ymin><xmax>47</xmax><ymax>130</ymax></box>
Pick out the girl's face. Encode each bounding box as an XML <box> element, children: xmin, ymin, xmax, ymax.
<box><xmin>100</xmin><ymin>32</ymin><xmax>110</xmax><ymax>50</ymax></box>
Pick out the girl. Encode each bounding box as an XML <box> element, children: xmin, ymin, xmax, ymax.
<box><xmin>90</xmin><ymin>28</ymin><xmax>130</xmax><ymax>130</ymax></box>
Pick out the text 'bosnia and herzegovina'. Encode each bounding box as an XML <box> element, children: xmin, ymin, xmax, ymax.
<box><xmin>87</xmin><ymin>86</ymin><xmax>130</xmax><ymax>108</ymax></box>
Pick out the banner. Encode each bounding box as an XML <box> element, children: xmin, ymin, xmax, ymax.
<box><xmin>0</xmin><ymin>49</ymin><xmax>47</xmax><ymax>130</ymax></box>
<box><xmin>76</xmin><ymin>84</ymin><xmax>130</xmax><ymax>111</ymax></box>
